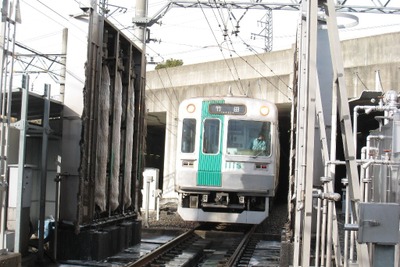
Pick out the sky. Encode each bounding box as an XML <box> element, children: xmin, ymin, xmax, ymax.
<box><xmin>10</xmin><ymin>0</ymin><xmax>400</xmax><ymax>93</ymax></box>
<box><xmin>115</xmin><ymin>0</ymin><xmax>400</xmax><ymax>67</ymax></box>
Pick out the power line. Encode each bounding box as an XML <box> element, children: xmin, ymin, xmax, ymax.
<box><xmin>199</xmin><ymin>3</ymin><xmax>245</xmax><ymax>95</ymax></box>
<box><xmin>161</xmin><ymin>68</ymin><xmax>181</xmax><ymax>105</ymax></box>
<box><xmin>231</xmin><ymin>39</ymin><xmax>292</xmax><ymax>100</ymax></box>
<box><xmin>147</xmin><ymin>1</ymin><xmax>289</xmax><ymax>99</ymax></box>
<box><xmin>240</xmin><ymin>36</ymin><xmax>293</xmax><ymax>91</ymax></box>
<box><xmin>23</xmin><ymin>0</ymin><xmax>87</xmax><ymax>35</ymax></box>
<box><xmin>154</xmin><ymin>69</ymin><xmax>178</xmax><ymax>113</ymax></box>
<box><xmin>211</xmin><ymin>5</ymin><xmax>243</xmax><ymax>76</ymax></box>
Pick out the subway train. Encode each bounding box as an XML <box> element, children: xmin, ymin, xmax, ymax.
<box><xmin>175</xmin><ymin>94</ymin><xmax>280</xmax><ymax>224</ymax></box>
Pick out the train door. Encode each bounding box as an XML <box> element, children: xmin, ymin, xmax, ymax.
<box><xmin>198</xmin><ymin>100</ymin><xmax>224</xmax><ymax>187</ymax></box>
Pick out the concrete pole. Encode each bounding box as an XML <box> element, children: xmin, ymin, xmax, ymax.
<box><xmin>134</xmin><ymin>0</ymin><xmax>148</xmax><ymax>50</ymax></box>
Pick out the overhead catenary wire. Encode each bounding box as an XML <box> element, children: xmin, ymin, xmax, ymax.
<box><xmin>210</xmin><ymin>1</ymin><xmax>248</xmax><ymax>95</ymax></box>
<box><xmin>18</xmin><ymin>1</ymin><xmax>89</xmax><ymax>91</ymax></box>
<box><xmin>197</xmin><ymin>0</ymin><xmax>246</xmax><ymax>95</ymax></box>
<box><xmin>106</xmin><ymin>11</ymin><xmax>179</xmax><ymax>65</ymax></box>
<box><xmin>238</xmin><ymin>53</ymin><xmax>291</xmax><ymax>100</ymax></box>
<box><xmin>230</xmin><ymin>42</ymin><xmax>292</xmax><ymax>100</ymax></box>
<box><xmin>220</xmin><ymin>5</ymin><xmax>259</xmax><ymax>95</ymax></box>
<box><xmin>23</xmin><ymin>0</ymin><xmax>88</xmax><ymax>36</ymax></box>
<box><xmin>223</xmin><ymin>7</ymin><xmax>292</xmax><ymax>99</ymax></box>
<box><xmin>23</xmin><ymin>1</ymin><xmax>394</xmax><ymax>105</ymax></box>
<box><xmin>145</xmin><ymin>84</ymin><xmax>174</xmax><ymax>114</ymax></box>
<box><xmin>154</xmin><ymin>69</ymin><xmax>179</xmax><ymax>113</ymax></box>
<box><xmin>207</xmin><ymin>1</ymin><xmax>291</xmax><ymax>100</ymax></box>
<box><xmin>144</xmin><ymin>86</ymin><xmax>178</xmax><ymax>137</ymax></box>
<box><xmin>239</xmin><ymin>36</ymin><xmax>292</xmax><ymax>95</ymax></box>
<box><xmin>144</xmin><ymin>2</ymin><xmax>291</xmax><ymax>101</ymax></box>
<box><xmin>161</xmin><ymin>68</ymin><xmax>181</xmax><ymax>104</ymax></box>
<box><xmin>20</xmin><ymin>1</ymin><xmax>289</xmax><ymax>120</ymax></box>
<box><xmin>18</xmin><ymin>30</ymin><xmax>64</xmax><ymax>45</ymax></box>
<box><xmin>101</xmin><ymin>1</ymin><xmax>291</xmax><ymax>103</ymax></box>
<box><xmin>87</xmin><ymin>2</ymin><xmax>181</xmax><ymax>115</ymax></box>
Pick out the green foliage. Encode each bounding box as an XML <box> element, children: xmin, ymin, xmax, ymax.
<box><xmin>155</xmin><ymin>58</ymin><xmax>183</xmax><ymax>69</ymax></box>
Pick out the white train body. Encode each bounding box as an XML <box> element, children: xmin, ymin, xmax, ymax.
<box><xmin>175</xmin><ymin>95</ymin><xmax>280</xmax><ymax>224</ymax></box>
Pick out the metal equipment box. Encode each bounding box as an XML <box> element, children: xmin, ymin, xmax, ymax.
<box><xmin>358</xmin><ymin>202</ymin><xmax>400</xmax><ymax>244</ymax></box>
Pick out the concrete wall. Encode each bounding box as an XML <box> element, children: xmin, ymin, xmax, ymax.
<box><xmin>145</xmin><ymin>32</ymin><xmax>400</xmax><ymax>198</ymax></box>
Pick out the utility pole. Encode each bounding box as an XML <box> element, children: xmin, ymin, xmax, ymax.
<box><xmin>134</xmin><ymin>0</ymin><xmax>148</xmax><ymax>50</ymax></box>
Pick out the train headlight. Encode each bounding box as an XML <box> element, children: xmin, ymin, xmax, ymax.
<box><xmin>186</xmin><ymin>103</ymin><xmax>196</xmax><ymax>113</ymax></box>
<box><xmin>202</xmin><ymin>194</ymin><xmax>208</xmax><ymax>203</ymax></box>
<box><xmin>260</xmin><ymin>106</ymin><xmax>269</xmax><ymax>116</ymax></box>
<box><xmin>238</xmin><ymin>196</ymin><xmax>245</xmax><ymax>204</ymax></box>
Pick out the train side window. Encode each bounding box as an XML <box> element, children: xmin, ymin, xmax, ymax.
<box><xmin>203</xmin><ymin>119</ymin><xmax>220</xmax><ymax>154</ymax></box>
<box><xmin>181</xmin><ymin>118</ymin><xmax>196</xmax><ymax>153</ymax></box>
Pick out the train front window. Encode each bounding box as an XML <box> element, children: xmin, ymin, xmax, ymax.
<box><xmin>181</xmin><ymin>118</ymin><xmax>196</xmax><ymax>153</ymax></box>
<box><xmin>226</xmin><ymin>120</ymin><xmax>271</xmax><ymax>156</ymax></box>
<box><xmin>203</xmin><ymin>119</ymin><xmax>220</xmax><ymax>154</ymax></box>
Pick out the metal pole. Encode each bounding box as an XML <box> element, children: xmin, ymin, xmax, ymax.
<box><xmin>326</xmin><ymin>199</ymin><xmax>333</xmax><ymax>267</ymax></box>
<box><xmin>324</xmin><ymin>0</ymin><xmax>370</xmax><ymax>265</ymax></box>
<box><xmin>292</xmin><ymin>6</ymin><xmax>308</xmax><ymax>265</ymax></box>
<box><xmin>0</xmin><ymin>1</ymin><xmax>11</xmax><ymax>249</ymax></box>
<box><xmin>343</xmin><ymin>178</ymin><xmax>349</xmax><ymax>267</ymax></box>
<box><xmin>59</xmin><ymin>29</ymin><xmax>67</xmax><ymax>104</ymax></box>
<box><xmin>300</xmin><ymin>1</ymin><xmax>318</xmax><ymax>265</ymax></box>
<box><xmin>320</xmin><ymin>188</ymin><xmax>327</xmax><ymax>266</ymax></box>
<box><xmin>53</xmin><ymin>171</ymin><xmax>61</xmax><ymax>261</ymax></box>
<box><xmin>315</xmin><ymin>190</ymin><xmax>322</xmax><ymax>267</ymax></box>
<box><xmin>38</xmin><ymin>84</ymin><xmax>50</xmax><ymax>261</ymax></box>
<box><xmin>134</xmin><ymin>0</ymin><xmax>148</xmax><ymax>216</ymax></box>
<box><xmin>14</xmin><ymin>74</ymin><xmax>29</xmax><ymax>253</ymax></box>
<box><xmin>373</xmin><ymin>245</ymin><xmax>395</xmax><ymax>267</ymax></box>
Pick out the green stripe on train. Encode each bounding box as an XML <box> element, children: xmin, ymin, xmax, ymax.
<box><xmin>198</xmin><ymin>100</ymin><xmax>224</xmax><ymax>186</ymax></box>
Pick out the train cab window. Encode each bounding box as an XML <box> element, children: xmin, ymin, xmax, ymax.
<box><xmin>227</xmin><ymin>120</ymin><xmax>271</xmax><ymax>156</ymax></box>
<box><xmin>181</xmin><ymin>119</ymin><xmax>196</xmax><ymax>153</ymax></box>
<box><xmin>202</xmin><ymin>119</ymin><xmax>220</xmax><ymax>154</ymax></box>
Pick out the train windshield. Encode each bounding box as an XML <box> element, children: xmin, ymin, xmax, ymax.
<box><xmin>226</xmin><ymin>120</ymin><xmax>271</xmax><ymax>156</ymax></box>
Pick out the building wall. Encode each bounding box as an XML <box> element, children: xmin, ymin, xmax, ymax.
<box><xmin>145</xmin><ymin>32</ymin><xmax>400</xmax><ymax>198</ymax></box>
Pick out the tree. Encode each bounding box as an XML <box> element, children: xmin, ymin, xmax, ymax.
<box><xmin>155</xmin><ymin>58</ymin><xmax>183</xmax><ymax>69</ymax></box>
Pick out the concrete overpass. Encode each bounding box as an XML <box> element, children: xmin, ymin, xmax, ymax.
<box><xmin>145</xmin><ymin>32</ymin><xmax>400</xmax><ymax>198</ymax></box>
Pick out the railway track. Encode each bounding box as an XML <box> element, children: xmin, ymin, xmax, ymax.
<box><xmin>56</xmin><ymin>224</ymin><xmax>281</xmax><ymax>267</ymax></box>
<box><xmin>125</xmin><ymin>224</ymin><xmax>281</xmax><ymax>267</ymax></box>
<box><xmin>56</xmin><ymin>203</ymin><xmax>287</xmax><ymax>267</ymax></box>
<box><xmin>127</xmin><ymin>229</ymin><xmax>198</xmax><ymax>267</ymax></box>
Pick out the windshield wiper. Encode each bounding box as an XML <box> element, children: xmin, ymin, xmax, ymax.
<box><xmin>251</xmin><ymin>150</ymin><xmax>265</xmax><ymax>158</ymax></box>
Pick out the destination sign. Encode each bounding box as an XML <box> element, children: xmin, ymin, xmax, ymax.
<box><xmin>209</xmin><ymin>104</ymin><xmax>247</xmax><ymax>115</ymax></box>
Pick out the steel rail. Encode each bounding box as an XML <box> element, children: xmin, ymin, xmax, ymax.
<box><xmin>127</xmin><ymin>228</ymin><xmax>195</xmax><ymax>267</ymax></box>
<box><xmin>225</xmin><ymin>224</ymin><xmax>257</xmax><ymax>266</ymax></box>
